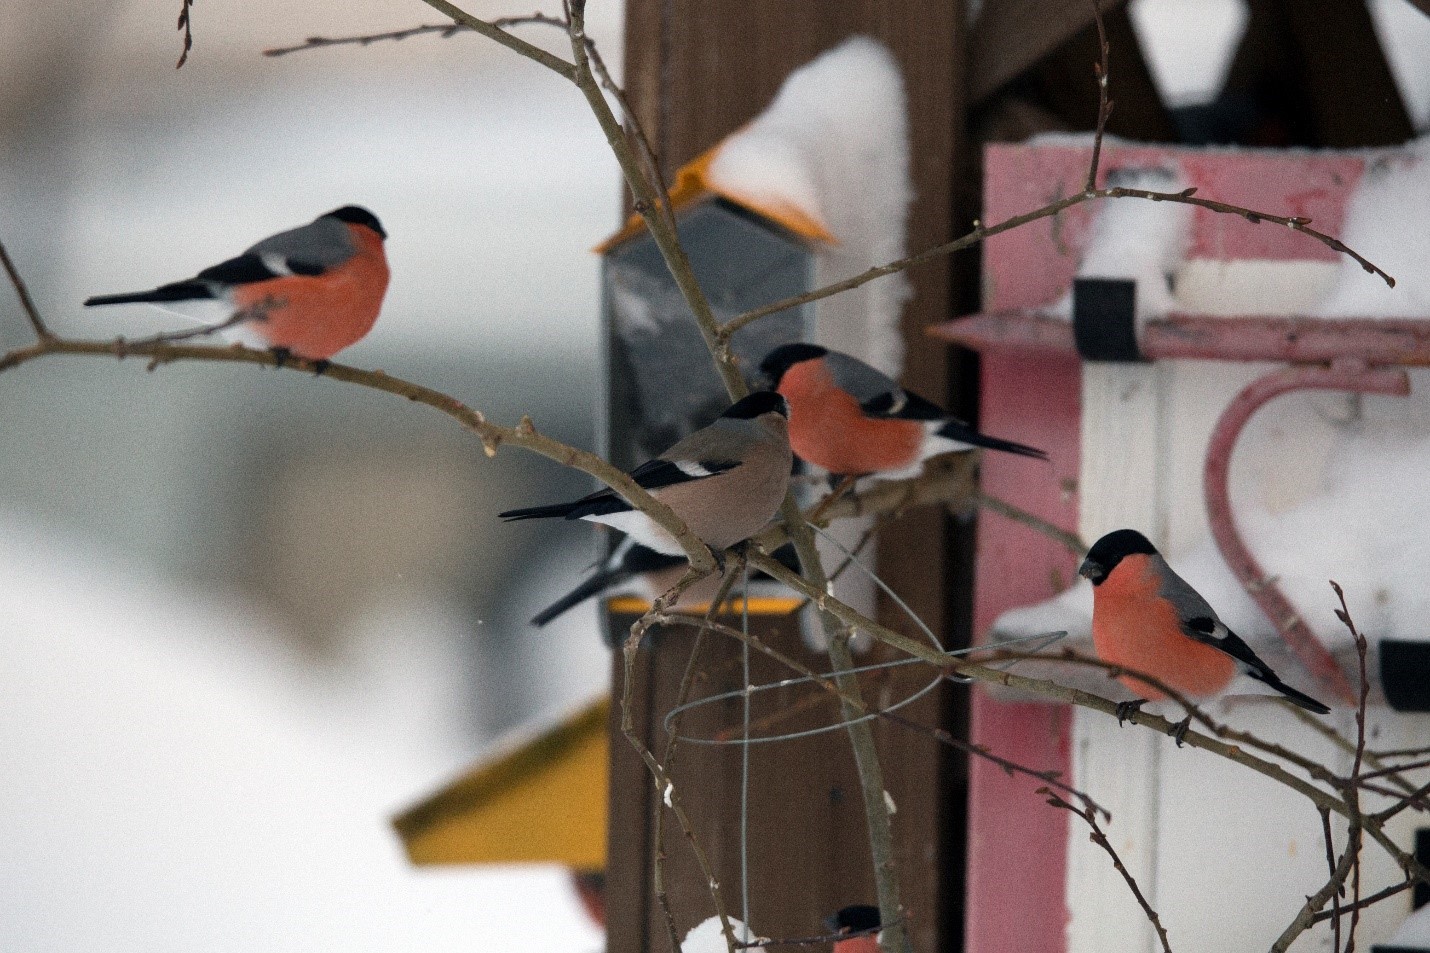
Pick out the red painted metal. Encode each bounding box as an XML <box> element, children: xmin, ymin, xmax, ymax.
<box><xmin>1202</xmin><ymin>361</ymin><xmax>1410</xmax><ymax>705</ymax></box>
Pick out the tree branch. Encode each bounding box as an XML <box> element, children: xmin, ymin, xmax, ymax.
<box><xmin>0</xmin><ymin>237</ymin><xmax>53</xmax><ymax>341</ymax></box>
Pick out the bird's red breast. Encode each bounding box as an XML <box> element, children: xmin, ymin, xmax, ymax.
<box><xmin>1091</xmin><ymin>553</ymin><xmax>1237</xmax><ymax>701</ymax></box>
<box><xmin>778</xmin><ymin>358</ymin><xmax>923</xmax><ymax>475</ymax></box>
<box><xmin>232</xmin><ymin>222</ymin><xmax>390</xmax><ymax>360</ymax></box>
<box><xmin>833</xmin><ymin>934</ymin><xmax>880</xmax><ymax>953</ymax></box>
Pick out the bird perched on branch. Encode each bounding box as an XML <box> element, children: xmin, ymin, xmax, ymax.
<box><xmin>500</xmin><ymin>392</ymin><xmax>792</xmax><ymax>561</ymax></box>
<box><xmin>758</xmin><ymin>343</ymin><xmax>1046</xmax><ymax>479</ymax></box>
<box><xmin>85</xmin><ymin>205</ymin><xmax>390</xmax><ymax>366</ymax></box>
<box><xmin>530</xmin><ymin>537</ymin><xmax>801</xmax><ymax>628</ymax></box>
<box><xmin>1078</xmin><ymin>528</ymin><xmax>1330</xmax><ymax>742</ymax></box>
<box><xmin>826</xmin><ymin>905</ymin><xmax>881</xmax><ymax>953</ymax></box>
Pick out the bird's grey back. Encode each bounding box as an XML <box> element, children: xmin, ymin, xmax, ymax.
<box><xmin>246</xmin><ymin>215</ymin><xmax>356</xmax><ymax>270</ymax></box>
<box><xmin>1153</xmin><ymin>554</ymin><xmax>1221</xmax><ymax>624</ymax></box>
<box><xmin>824</xmin><ymin>351</ymin><xmax>901</xmax><ymax>405</ymax></box>
<box><xmin>661</xmin><ymin>414</ymin><xmax>770</xmax><ymax>463</ymax></box>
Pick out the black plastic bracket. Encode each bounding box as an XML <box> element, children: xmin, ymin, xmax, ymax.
<box><xmin>1073</xmin><ymin>278</ymin><xmax>1142</xmax><ymax>362</ymax></box>
<box><xmin>1380</xmin><ymin>640</ymin><xmax>1430</xmax><ymax>712</ymax></box>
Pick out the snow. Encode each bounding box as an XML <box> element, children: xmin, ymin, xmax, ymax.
<box><xmin>1317</xmin><ymin>136</ymin><xmax>1430</xmax><ymax>318</ymax></box>
<box><xmin>1044</xmin><ymin>166</ymin><xmax>1192</xmax><ymax>322</ymax></box>
<box><xmin>0</xmin><ymin>515</ymin><xmax>603</xmax><ymax>953</ymax></box>
<box><xmin>706</xmin><ymin>35</ymin><xmax>912</xmax><ymax>376</ymax></box>
<box><xmin>683</xmin><ymin>915</ymin><xmax>752</xmax><ymax>953</ymax></box>
<box><xmin>1389</xmin><ymin>900</ymin><xmax>1430</xmax><ymax>948</ymax></box>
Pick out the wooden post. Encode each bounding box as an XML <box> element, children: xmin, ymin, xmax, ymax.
<box><xmin>608</xmin><ymin>4</ymin><xmax>969</xmax><ymax>952</ymax></box>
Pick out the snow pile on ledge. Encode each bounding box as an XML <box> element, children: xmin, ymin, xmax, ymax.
<box><xmin>683</xmin><ymin>916</ymin><xmax>752</xmax><ymax>953</ymax></box>
<box><xmin>1317</xmin><ymin>136</ymin><xmax>1430</xmax><ymax>318</ymax></box>
<box><xmin>707</xmin><ymin>35</ymin><xmax>911</xmax><ymax>376</ymax></box>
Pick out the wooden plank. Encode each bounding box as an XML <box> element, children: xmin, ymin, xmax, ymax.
<box><xmin>614</xmin><ymin>4</ymin><xmax>968</xmax><ymax>952</ymax></box>
<box><xmin>969</xmin><ymin>0</ymin><xmax>1131</xmax><ymax>105</ymax></box>
<box><xmin>1222</xmin><ymin>0</ymin><xmax>1413</xmax><ymax>147</ymax></box>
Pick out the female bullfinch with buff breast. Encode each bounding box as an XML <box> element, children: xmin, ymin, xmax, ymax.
<box><xmin>758</xmin><ymin>343</ymin><xmax>1047</xmax><ymax>479</ymax></box>
<box><xmin>1079</xmin><ymin>528</ymin><xmax>1330</xmax><ymax>742</ymax></box>
<box><xmin>500</xmin><ymin>392</ymin><xmax>792</xmax><ymax>561</ymax></box>
<box><xmin>826</xmin><ymin>905</ymin><xmax>881</xmax><ymax>953</ymax></box>
<box><xmin>85</xmin><ymin>206</ymin><xmax>389</xmax><ymax>366</ymax></box>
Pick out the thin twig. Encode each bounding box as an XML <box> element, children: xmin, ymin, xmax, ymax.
<box><xmin>656</xmin><ymin>613</ymin><xmax>1108</xmax><ymax>818</ymax></box>
<box><xmin>1043</xmin><ymin>789</ymin><xmax>1172</xmax><ymax>953</ymax></box>
<box><xmin>0</xmin><ymin>335</ymin><xmax>720</xmax><ymax>572</ymax></box>
<box><xmin>0</xmin><ymin>237</ymin><xmax>53</xmax><ymax>341</ymax></box>
<box><xmin>1311</xmin><ymin>878</ymin><xmax>1413</xmax><ymax>924</ymax></box>
<box><xmin>175</xmin><ymin>0</ymin><xmax>195</xmax><ymax>68</ymax></box>
<box><xmin>415</xmin><ymin>0</ymin><xmax>576</xmax><ymax>78</ymax></box>
<box><xmin>718</xmin><ymin>184</ymin><xmax>1393</xmax><ymax>343</ymax></box>
<box><xmin>970</xmin><ymin>490</ymin><xmax>1087</xmax><ymax>555</ymax></box>
<box><xmin>263</xmin><ymin>14</ymin><xmax>566</xmax><ymax>57</ymax></box>
<box><xmin>1084</xmin><ymin>0</ymin><xmax>1114</xmax><ymax>193</ymax></box>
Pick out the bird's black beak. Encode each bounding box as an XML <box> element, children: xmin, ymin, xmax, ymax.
<box><xmin>1077</xmin><ymin>557</ymin><xmax>1101</xmax><ymax>582</ymax></box>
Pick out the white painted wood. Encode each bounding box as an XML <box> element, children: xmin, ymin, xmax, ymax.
<box><xmin>1069</xmin><ymin>361</ymin><xmax>1168</xmax><ymax>953</ymax></box>
<box><xmin>1074</xmin><ymin>353</ymin><xmax>1430</xmax><ymax>952</ymax></box>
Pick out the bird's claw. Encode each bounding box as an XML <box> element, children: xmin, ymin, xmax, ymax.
<box><xmin>1115</xmin><ymin>699</ymin><xmax>1146</xmax><ymax>726</ymax></box>
<box><xmin>1170</xmin><ymin>716</ymin><xmax>1192</xmax><ymax>748</ymax></box>
<box><xmin>312</xmin><ymin>359</ymin><xmax>330</xmax><ymax>376</ymax></box>
<box><xmin>270</xmin><ymin>346</ymin><xmax>293</xmax><ymax>368</ymax></box>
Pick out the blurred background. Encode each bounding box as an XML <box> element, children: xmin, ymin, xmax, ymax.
<box><xmin>1</xmin><ymin>1</ymin><xmax>1428</xmax><ymax>952</ymax></box>
<box><xmin>0</xmin><ymin>1</ymin><xmax>624</xmax><ymax>950</ymax></box>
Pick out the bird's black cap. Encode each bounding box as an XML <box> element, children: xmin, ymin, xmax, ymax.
<box><xmin>758</xmin><ymin>342</ymin><xmax>827</xmax><ymax>387</ymax></box>
<box><xmin>722</xmin><ymin>391</ymin><xmax>789</xmax><ymax>420</ymax></box>
<box><xmin>825</xmin><ymin>905</ymin><xmax>881</xmax><ymax>934</ymax></box>
<box><xmin>325</xmin><ymin>205</ymin><xmax>387</xmax><ymax>239</ymax></box>
<box><xmin>1078</xmin><ymin>528</ymin><xmax>1158</xmax><ymax>584</ymax></box>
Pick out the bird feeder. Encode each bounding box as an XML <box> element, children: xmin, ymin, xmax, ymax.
<box><xmin>598</xmin><ymin>146</ymin><xmax>831</xmax><ymax>469</ymax></box>
<box><xmin>936</xmin><ymin>140</ymin><xmax>1430</xmax><ymax>953</ymax></box>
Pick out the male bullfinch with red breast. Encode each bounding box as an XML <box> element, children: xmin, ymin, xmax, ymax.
<box><xmin>85</xmin><ymin>206</ymin><xmax>389</xmax><ymax>365</ymax></box>
<box><xmin>1079</xmin><ymin>529</ymin><xmax>1330</xmax><ymax>741</ymax></box>
<box><xmin>758</xmin><ymin>343</ymin><xmax>1047</xmax><ymax>479</ymax></box>
<box><xmin>500</xmin><ymin>392</ymin><xmax>792</xmax><ymax>561</ymax></box>
<box><xmin>825</xmin><ymin>905</ymin><xmax>881</xmax><ymax>953</ymax></box>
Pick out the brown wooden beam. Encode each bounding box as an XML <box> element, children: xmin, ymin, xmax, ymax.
<box><xmin>612</xmin><ymin>3</ymin><xmax>969</xmax><ymax>951</ymax></box>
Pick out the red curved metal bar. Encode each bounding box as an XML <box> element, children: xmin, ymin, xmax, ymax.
<box><xmin>1204</xmin><ymin>361</ymin><xmax>1411</xmax><ymax>706</ymax></box>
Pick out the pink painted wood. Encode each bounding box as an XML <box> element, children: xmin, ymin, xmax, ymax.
<box><xmin>961</xmin><ymin>141</ymin><xmax>1385</xmax><ymax>953</ymax></box>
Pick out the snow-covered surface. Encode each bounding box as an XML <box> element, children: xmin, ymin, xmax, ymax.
<box><xmin>0</xmin><ymin>515</ymin><xmax>602</xmax><ymax>953</ymax></box>
<box><xmin>1390</xmin><ymin>901</ymin><xmax>1430</xmax><ymax>948</ymax></box>
<box><xmin>1042</xmin><ymin>166</ymin><xmax>1191</xmax><ymax>322</ymax></box>
<box><xmin>682</xmin><ymin>916</ymin><xmax>752</xmax><ymax>953</ymax></box>
<box><xmin>1318</xmin><ymin>137</ymin><xmax>1430</xmax><ymax>318</ymax></box>
<box><xmin>707</xmin><ymin>35</ymin><xmax>911</xmax><ymax>376</ymax></box>
<box><xmin>1128</xmin><ymin>0</ymin><xmax>1248</xmax><ymax>110</ymax></box>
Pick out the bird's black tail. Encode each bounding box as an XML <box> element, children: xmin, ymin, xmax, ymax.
<box><xmin>498</xmin><ymin>502</ymin><xmax>577</xmax><ymax>522</ymax></box>
<box><xmin>85</xmin><ymin>281</ymin><xmax>213</xmax><ymax>307</ymax></box>
<box><xmin>1250</xmin><ymin>670</ymin><xmax>1332</xmax><ymax>714</ymax></box>
<box><xmin>936</xmin><ymin>420</ymin><xmax>1049</xmax><ymax>461</ymax></box>
<box><xmin>531</xmin><ymin>564</ymin><xmax>631</xmax><ymax>627</ymax></box>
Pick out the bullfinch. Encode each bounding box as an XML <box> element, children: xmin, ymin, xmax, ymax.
<box><xmin>758</xmin><ymin>343</ymin><xmax>1046</xmax><ymax>479</ymax></box>
<box><xmin>85</xmin><ymin>205</ymin><xmax>389</xmax><ymax>364</ymax></box>
<box><xmin>1078</xmin><ymin>529</ymin><xmax>1330</xmax><ymax>740</ymax></box>
<box><xmin>500</xmin><ymin>392</ymin><xmax>792</xmax><ymax>560</ymax></box>
<box><xmin>825</xmin><ymin>905</ymin><xmax>881</xmax><ymax>953</ymax></box>
<box><xmin>530</xmin><ymin>538</ymin><xmax>800</xmax><ymax>627</ymax></box>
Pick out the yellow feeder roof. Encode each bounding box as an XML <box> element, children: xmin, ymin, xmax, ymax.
<box><xmin>393</xmin><ymin>696</ymin><xmax>610</xmax><ymax>872</ymax></box>
<box><xmin>597</xmin><ymin>141</ymin><xmax>839</xmax><ymax>253</ymax></box>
